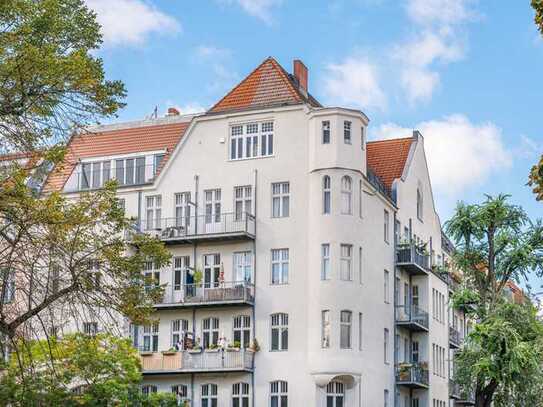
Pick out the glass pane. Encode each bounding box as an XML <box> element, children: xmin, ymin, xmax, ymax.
<box><xmin>281</xmin><ymin>329</ymin><xmax>288</xmax><ymax>350</ymax></box>
<box><xmin>136</xmin><ymin>157</ymin><xmax>145</xmax><ymax>183</ymax></box>
<box><xmin>271</xmin><ymin>329</ymin><xmax>279</xmax><ymax>350</ymax></box>
<box><xmin>125</xmin><ymin>159</ymin><xmax>134</xmax><ymax>185</ymax></box>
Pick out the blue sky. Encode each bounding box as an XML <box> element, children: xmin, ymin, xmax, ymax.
<box><xmin>86</xmin><ymin>0</ymin><xmax>542</xmax><ymax>290</ymax></box>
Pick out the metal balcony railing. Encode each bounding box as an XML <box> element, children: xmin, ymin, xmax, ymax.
<box><xmin>396</xmin><ymin>243</ymin><xmax>431</xmax><ymax>274</ymax></box>
<box><xmin>449</xmin><ymin>326</ymin><xmax>462</xmax><ymax>348</ymax></box>
<box><xmin>449</xmin><ymin>379</ymin><xmax>461</xmax><ymax>399</ymax></box>
<box><xmin>155</xmin><ymin>281</ymin><xmax>254</xmax><ymax>309</ymax></box>
<box><xmin>395</xmin><ymin>363</ymin><xmax>430</xmax><ymax>388</ymax></box>
<box><xmin>135</xmin><ymin>212</ymin><xmax>255</xmax><ymax>242</ymax></box>
<box><xmin>395</xmin><ymin>304</ymin><xmax>429</xmax><ymax>331</ymax></box>
<box><xmin>139</xmin><ymin>349</ymin><xmax>254</xmax><ymax>373</ymax></box>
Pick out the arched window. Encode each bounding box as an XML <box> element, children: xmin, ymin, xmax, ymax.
<box><xmin>323</xmin><ymin>176</ymin><xmax>331</xmax><ymax>214</ymax></box>
<box><xmin>417</xmin><ymin>188</ymin><xmax>423</xmax><ymax>220</ymax></box>
<box><xmin>326</xmin><ymin>382</ymin><xmax>344</xmax><ymax>407</ymax></box>
<box><xmin>270</xmin><ymin>313</ymin><xmax>289</xmax><ymax>351</ymax></box>
<box><xmin>270</xmin><ymin>380</ymin><xmax>288</xmax><ymax>407</ymax></box>
<box><xmin>233</xmin><ymin>315</ymin><xmax>251</xmax><ymax>348</ymax></box>
<box><xmin>201</xmin><ymin>384</ymin><xmax>218</xmax><ymax>407</ymax></box>
<box><xmin>232</xmin><ymin>382</ymin><xmax>250</xmax><ymax>407</ymax></box>
<box><xmin>341</xmin><ymin>176</ymin><xmax>352</xmax><ymax>214</ymax></box>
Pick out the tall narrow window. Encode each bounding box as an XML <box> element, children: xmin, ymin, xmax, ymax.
<box><xmin>361</xmin><ymin>126</ymin><xmax>366</xmax><ymax>150</ymax></box>
<box><xmin>142</xmin><ymin>322</ymin><xmax>159</xmax><ymax>352</ymax></box>
<box><xmin>102</xmin><ymin>161</ymin><xmax>111</xmax><ymax>184</ymax></box>
<box><xmin>145</xmin><ymin>195</ymin><xmax>162</xmax><ymax>230</ymax></box>
<box><xmin>340</xmin><ymin>244</ymin><xmax>353</xmax><ymax>281</ymax></box>
<box><xmin>340</xmin><ymin>310</ymin><xmax>352</xmax><ymax>349</ymax></box>
<box><xmin>358</xmin><ymin>247</ymin><xmax>363</xmax><ymax>284</ymax></box>
<box><xmin>125</xmin><ymin>158</ymin><xmax>134</xmax><ymax>185</ymax></box>
<box><xmin>384</xmin><ymin>328</ymin><xmax>389</xmax><ymax>363</ymax></box>
<box><xmin>201</xmin><ymin>384</ymin><xmax>218</xmax><ymax>407</ymax></box>
<box><xmin>344</xmin><ymin>121</ymin><xmax>352</xmax><ymax>144</ymax></box>
<box><xmin>271</xmin><ymin>249</ymin><xmax>289</xmax><ymax>285</ymax></box>
<box><xmin>271</xmin><ymin>313</ymin><xmax>288</xmax><ymax>351</ymax></box>
<box><xmin>232</xmin><ymin>382</ymin><xmax>250</xmax><ymax>407</ymax></box>
<box><xmin>359</xmin><ymin>180</ymin><xmax>363</xmax><ymax>218</ymax></box>
<box><xmin>143</xmin><ymin>261</ymin><xmax>160</xmax><ymax>292</ymax></box>
<box><xmin>153</xmin><ymin>153</ymin><xmax>164</xmax><ymax>176</ymax></box>
<box><xmin>384</xmin><ymin>270</ymin><xmax>390</xmax><ymax>303</ymax></box>
<box><xmin>326</xmin><ymin>382</ymin><xmax>345</xmax><ymax>407</ymax></box>
<box><xmin>173</xmin><ymin>256</ymin><xmax>190</xmax><ymax>291</ymax></box>
<box><xmin>270</xmin><ymin>381</ymin><xmax>288</xmax><ymax>407</ymax></box>
<box><xmin>203</xmin><ymin>254</ymin><xmax>220</xmax><ymax>288</ymax></box>
<box><xmin>322</xmin><ymin>176</ymin><xmax>331</xmax><ymax>214</ymax></box>
<box><xmin>233</xmin><ymin>315</ymin><xmax>251</xmax><ymax>348</ymax></box>
<box><xmin>341</xmin><ymin>176</ymin><xmax>352</xmax><ymax>214</ymax></box>
<box><xmin>322</xmin><ymin>120</ymin><xmax>331</xmax><ymax>144</ymax></box>
<box><xmin>234</xmin><ymin>252</ymin><xmax>253</xmax><ymax>283</ymax></box>
<box><xmin>321</xmin><ymin>244</ymin><xmax>330</xmax><ymax>280</ymax></box>
<box><xmin>171</xmin><ymin>319</ymin><xmax>189</xmax><ymax>348</ymax></box>
<box><xmin>321</xmin><ymin>310</ymin><xmax>331</xmax><ymax>348</ymax></box>
<box><xmin>115</xmin><ymin>159</ymin><xmax>124</xmax><ymax>185</ymax></box>
<box><xmin>202</xmin><ymin>318</ymin><xmax>219</xmax><ymax>349</ymax></box>
<box><xmin>204</xmin><ymin>189</ymin><xmax>221</xmax><ymax>224</ymax></box>
<box><xmin>272</xmin><ymin>182</ymin><xmax>290</xmax><ymax>218</ymax></box>
<box><xmin>358</xmin><ymin>312</ymin><xmax>363</xmax><ymax>350</ymax></box>
<box><xmin>384</xmin><ymin>389</ymin><xmax>389</xmax><ymax>407</ymax></box>
<box><xmin>135</xmin><ymin>156</ymin><xmax>145</xmax><ymax>184</ymax></box>
<box><xmin>171</xmin><ymin>385</ymin><xmax>188</xmax><ymax>402</ymax></box>
<box><xmin>91</xmin><ymin>162</ymin><xmax>101</xmax><ymax>189</ymax></box>
<box><xmin>384</xmin><ymin>210</ymin><xmax>390</xmax><ymax>242</ymax></box>
<box><xmin>174</xmin><ymin>192</ymin><xmax>191</xmax><ymax>228</ymax></box>
<box><xmin>234</xmin><ymin>185</ymin><xmax>252</xmax><ymax>220</ymax></box>
<box><xmin>81</xmin><ymin>163</ymin><xmax>91</xmax><ymax>189</ymax></box>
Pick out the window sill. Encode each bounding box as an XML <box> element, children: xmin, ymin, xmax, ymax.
<box><xmin>229</xmin><ymin>154</ymin><xmax>275</xmax><ymax>162</ymax></box>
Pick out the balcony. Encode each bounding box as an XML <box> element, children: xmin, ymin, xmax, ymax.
<box><xmin>140</xmin><ymin>349</ymin><xmax>254</xmax><ymax>375</ymax></box>
<box><xmin>396</xmin><ymin>243</ymin><xmax>430</xmax><ymax>275</ymax></box>
<box><xmin>153</xmin><ymin>281</ymin><xmax>255</xmax><ymax>310</ymax></box>
<box><xmin>449</xmin><ymin>379</ymin><xmax>461</xmax><ymax>399</ymax></box>
<box><xmin>449</xmin><ymin>326</ymin><xmax>462</xmax><ymax>349</ymax></box>
<box><xmin>395</xmin><ymin>304</ymin><xmax>429</xmax><ymax>332</ymax></box>
<box><xmin>395</xmin><ymin>363</ymin><xmax>429</xmax><ymax>389</ymax></box>
<box><xmin>135</xmin><ymin>212</ymin><xmax>255</xmax><ymax>245</ymax></box>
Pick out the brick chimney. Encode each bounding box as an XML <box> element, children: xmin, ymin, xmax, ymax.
<box><xmin>293</xmin><ymin>59</ymin><xmax>308</xmax><ymax>95</ymax></box>
<box><xmin>167</xmin><ymin>107</ymin><xmax>180</xmax><ymax>116</ymax></box>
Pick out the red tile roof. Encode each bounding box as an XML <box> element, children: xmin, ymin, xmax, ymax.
<box><xmin>43</xmin><ymin>121</ymin><xmax>189</xmax><ymax>192</ymax></box>
<box><xmin>209</xmin><ymin>57</ymin><xmax>320</xmax><ymax>113</ymax></box>
<box><xmin>366</xmin><ymin>137</ymin><xmax>414</xmax><ymax>190</ymax></box>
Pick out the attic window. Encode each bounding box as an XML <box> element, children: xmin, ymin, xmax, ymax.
<box><xmin>230</xmin><ymin>122</ymin><xmax>274</xmax><ymax>160</ymax></box>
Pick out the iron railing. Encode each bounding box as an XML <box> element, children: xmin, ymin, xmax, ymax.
<box><xmin>157</xmin><ymin>281</ymin><xmax>254</xmax><ymax>306</ymax></box>
<box><xmin>449</xmin><ymin>379</ymin><xmax>461</xmax><ymax>398</ymax></box>
<box><xmin>396</xmin><ymin>243</ymin><xmax>431</xmax><ymax>271</ymax></box>
<box><xmin>139</xmin><ymin>348</ymin><xmax>254</xmax><ymax>372</ymax></box>
<box><xmin>395</xmin><ymin>304</ymin><xmax>429</xmax><ymax>330</ymax></box>
<box><xmin>367</xmin><ymin>168</ymin><xmax>393</xmax><ymax>201</ymax></box>
<box><xmin>395</xmin><ymin>363</ymin><xmax>430</xmax><ymax>386</ymax></box>
<box><xmin>138</xmin><ymin>212</ymin><xmax>255</xmax><ymax>240</ymax></box>
<box><xmin>449</xmin><ymin>326</ymin><xmax>462</xmax><ymax>347</ymax></box>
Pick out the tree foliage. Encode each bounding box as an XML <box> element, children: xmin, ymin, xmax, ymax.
<box><xmin>446</xmin><ymin>194</ymin><xmax>543</xmax><ymax>407</ymax></box>
<box><xmin>0</xmin><ymin>333</ymin><xmax>178</xmax><ymax>406</ymax></box>
<box><xmin>0</xmin><ymin>0</ymin><xmax>126</xmax><ymax>153</ymax></box>
<box><xmin>530</xmin><ymin>1</ymin><xmax>543</xmax><ymax>201</ymax></box>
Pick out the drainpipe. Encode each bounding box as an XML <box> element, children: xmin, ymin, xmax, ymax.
<box><xmin>393</xmin><ymin>212</ymin><xmax>399</xmax><ymax>407</ymax></box>
<box><xmin>251</xmin><ymin>169</ymin><xmax>257</xmax><ymax>407</ymax></box>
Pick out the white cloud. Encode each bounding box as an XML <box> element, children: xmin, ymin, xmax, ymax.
<box><xmin>406</xmin><ymin>0</ymin><xmax>475</xmax><ymax>27</ymax></box>
<box><xmin>165</xmin><ymin>103</ymin><xmax>206</xmax><ymax>115</ymax></box>
<box><xmin>85</xmin><ymin>0</ymin><xmax>180</xmax><ymax>47</ymax></box>
<box><xmin>222</xmin><ymin>0</ymin><xmax>282</xmax><ymax>23</ymax></box>
<box><xmin>323</xmin><ymin>56</ymin><xmax>387</xmax><ymax>111</ymax></box>
<box><xmin>196</xmin><ymin>45</ymin><xmax>231</xmax><ymax>59</ymax></box>
<box><xmin>373</xmin><ymin>115</ymin><xmax>512</xmax><ymax>195</ymax></box>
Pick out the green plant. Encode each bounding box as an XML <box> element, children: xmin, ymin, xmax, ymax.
<box><xmin>192</xmin><ymin>268</ymin><xmax>203</xmax><ymax>284</ymax></box>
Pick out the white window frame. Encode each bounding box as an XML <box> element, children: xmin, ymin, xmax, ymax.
<box><xmin>173</xmin><ymin>256</ymin><xmax>190</xmax><ymax>291</ymax></box>
<box><xmin>234</xmin><ymin>185</ymin><xmax>253</xmax><ymax>220</ymax></box>
<box><xmin>201</xmin><ymin>383</ymin><xmax>218</xmax><ymax>407</ymax></box>
<box><xmin>270</xmin><ymin>381</ymin><xmax>288</xmax><ymax>407</ymax></box>
<box><xmin>322</xmin><ymin>310</ymin><xmax>331</xmax><ymax>348</ymax></box>
<box><xmin>322</xmin><ymin>176</ymin><xmax>331</xmax><ymax>214</ymax></box>
<box><xmin>384</xmin><ymin>209</ymin><xmax>390</xmax><ymax>243</ymax></box>
<box><xmin>321</xmin><ymin>243</ymin><xmax>331</xmax><ymax>280</ymax></box>
<box><xmin>142</xmin><ymin>322</ymin><xmax>159</xmax><ymax>352</ymax></box>
<box><xmin>233</xmin><ymin>315</ymin><xmax>251</xmax><ymax>349</ymax></box>
<box><xmin>271</xmin><ymin>249</ymin><xmax>289</xmax><ymax>285</ymax></box>
<box><xmin>174</xmin><ymin>192</ymin><xmax>191</xmax><ymax>227</ymax></box>
<box><xmin>384</xmin><ymin>270</ymin><xmax>390</xmax><ymax>303</ymax></box>
<box><xmin>233</xmin><ymin>251</ymin><xmax>253</xmax><ymax>283</ymax></box>
<box><xmin>326</xmin><ymin>382</ymin><xmax>345</xmax><ymax>407</ymax></box>
<box><xmin>361</xmin><ymin>126</ymin><xmax>366</xmax><ymax>150</ymax></box>
<box><xmin>145</xmin><ymin>195</ymin><xmax>162</xmax><ymax>230</ymax></box>
<box><xmin>232</xmin><ymin>382</ymin><xmax>250</xmax><ymax>407</ymax></box>
<box><xmin>340</xmin><ymin>244</ymin><xmax>353</xmax><ymax>281</ymax></box>
<box><xmin>341</xmin><ymin>176</ymin><xmax>352</xmax><ymax>215</ymax></box>
<box><xmin>229</xmin><ymin>121</ymin><xmax>274</xmax><ymax>160</ymax></box>
<box><xmin>270</xmin><ymin>313</ymin><xmax>288</xmax><ymax>351</ymax></box>
<box><xmin>340</xmin><ymin>310</ymin><xmax>352</xmax><ymax>349</ymax></box>
<box><xmin>202</xmin><ymin>317</ymin><xmax>219</xmax><ymax>349</ymax></box>
<box><xmin>384</xmin><ymin>328</ymin><xmax>390</xmax><ymax>364</ymax></box>
<box><xmin>171</xmin><ymin>319</ymin><xmax>189</xmax><ymax>348</ymax></box>
<box><xmin>322</xmin><ymin>120</ymin><xmax>331</xmax><ymax>144</ymax></box>
<box><xmin>344</xmin><ymin>120</ymin><xmax>352</xmax><ymax>144</ymax></box>
<box><xmin>271</xmin><ymin>182</ymin><xmax>290</xmax><ymax>218</ymax></box>
<box><xmin>358</xmin><ymin>312</ymin><xmax>363</xmax><ymax>351</ymax></box>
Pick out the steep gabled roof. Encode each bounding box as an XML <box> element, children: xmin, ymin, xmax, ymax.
<box><xmin>43</xmin><ymin>120</ymin><xmax>190</xmax><ymax>193</ymax></box>
<box><xmin>366</xmin><ymin>137</ymin><xmax>414</xmax><ymax>190</ymax></box>
<box><xmin>208</xmin><ymin>57</ymin><xmax>321</xmax><ymax>113</ymax></box>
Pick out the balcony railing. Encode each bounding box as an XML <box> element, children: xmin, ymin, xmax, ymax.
<box><xmin>449</xmin><ymin>379</ymin><xmax>461</xmax><ymax>399</ymax></box>
<box><xmin>449</xmin><ymin>326</ymin><xmax>462</xmax><ymax>349</ymax></box>
<box><xmin>154</xmin><ymin>281</ymin><xmax>254</xmax><ymax>309</ymax></box>
<box><xmin>139</xmin><ymin>349</ymin><xmax>254</xmax><ymax>374</ymax></box>
<box><xmin>395</xmin><ymin>304</ymin><xmax>429</xmax><ymax>331</ymax></box>
<box><xmin>396</xmin><ymin>243</ymin><xmax>430</xmax><ymax>275</ymax></box>
<box><xmin>395</xmin><ymin>363</ymin><xmax>430</xmax><ymax>388</ymax></box>
<box><xmin>134</xmin><ymin>212</ymin><xmax>255</xmax><ymax>244</ymax></box>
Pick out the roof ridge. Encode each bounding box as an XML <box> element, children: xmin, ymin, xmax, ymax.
<box><xmin>267</xmin><ymin>57</ymin><xmax>303</xmax><ymax>103</ymax></box>
<box><xmin>367</xmin><ymin>136</ymin><xmax>413</xmax><ymax>144</ymax></box>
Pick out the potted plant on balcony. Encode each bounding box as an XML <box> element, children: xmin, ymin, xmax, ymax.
<box><xmin>397</xmin><ymin>363</ymin><xmax>412</xmax><ymax>380</ymax></box>
<box><xmin>162</xmin><ymin>347</ymin><xmax>177</xmax><ymax>355</ymax></box>
<box><xmin>249</xmin><ymin>338</ymin><xmax>260</xmax><ymax>353</ymax></box>
<box><xmin>205</xmin><ymin>344</ymin><xmax>220</xmax><ymax>353</ymax></box>
<box><xmin>227</xmin><ymin>341</ymin><xmax>241</xmax><ymax>352</ymax></box>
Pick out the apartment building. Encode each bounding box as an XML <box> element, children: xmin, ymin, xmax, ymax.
<box><xmin>39</xmin><ymin>57</ymin><xmax>468</xmax><ymax>407</ymax></box>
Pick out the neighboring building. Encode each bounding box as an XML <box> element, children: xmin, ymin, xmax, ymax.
<box><xmin>39</xmin><ymin>57</ymin><xmax>465</xmax><ymax>406</ymax></box>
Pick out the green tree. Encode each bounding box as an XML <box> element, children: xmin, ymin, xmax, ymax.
<box><xmin>0</xmin><ymin>333</ymin><xmax>179</xmax><ymax>406</ymax></box>
<box><xmin>446</xmin><ymin>194</ymin><xmax>543</xmax><ymax>407</ymax></box>
<box><xmin>0</xmin><ymin>0</ymin><xmax>126</xmax><ymax>153</ymax></box>
<box><xmin>530</xmin><ymin>1</ymin><xmax>543</xmax><ymax>201</ymax></box>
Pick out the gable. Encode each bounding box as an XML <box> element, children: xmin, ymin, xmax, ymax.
<box><xmin>366</xmin><ymin>137</ymin><xmax>413</xmax><ymax>190</ymax></box>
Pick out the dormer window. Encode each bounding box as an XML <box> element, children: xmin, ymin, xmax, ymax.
<box><xmin>230</xmin><ymin>121</ymin><xmax>274</xmax><ymax>160</ymax></box>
